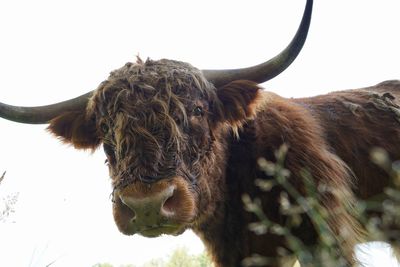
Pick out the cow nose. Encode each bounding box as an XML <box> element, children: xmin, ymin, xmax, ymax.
<box><xmin>113</xmin><ymin>177</ymin><xmax>196</xmax><ymax>236</ymax></box>
<box><xmin>119</xmin><ymin>184</ymin><xmax>176</xmax><ymax>221</ymax></box>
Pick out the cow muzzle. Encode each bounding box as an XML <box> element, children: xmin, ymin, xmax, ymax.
<box><xmin>112</xmin><ymin>176</ymin><xmax>196</xmax><ymax>237</ymax></box>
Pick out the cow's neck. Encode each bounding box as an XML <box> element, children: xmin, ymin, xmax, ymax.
<box><xmin>193</xmin><ymin>122</ymin><xmax>259</xmax><ymax>267</ymax></box>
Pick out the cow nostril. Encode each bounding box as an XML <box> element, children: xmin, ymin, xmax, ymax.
<box><xmin>161</xmin><ymin>192</ymin><xmax>178</xmax><ymax>217</ymax></box>
<box><xmin>119</xmin><ymin>196</ymin><xmax>137</xmax><ymax>220</ymax></box>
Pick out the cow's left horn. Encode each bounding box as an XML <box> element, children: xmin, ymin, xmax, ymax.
<box><xmin>0</xmin><ymin>91</ymin><xmax>92</xmax><ymax>124</ymax></box>
<box><xmin>0</xmin><ymin>0</ymin><xmax>312</xmax><ymax>124</ymax></box>
<box><xmin>202</xmin><ymin>0</ymin><xmax>313</xmax><ymax>87</ymax></box>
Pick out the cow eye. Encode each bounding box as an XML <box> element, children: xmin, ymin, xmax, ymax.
<box><xmin>100</xmin><ymin>123</ymin><xmax>109</xmax><ymax>134</ymax></box>
<box><xmin>103</xmin><ymin>143</ymin><xmax>115</xmax><ymax>159</ymax></box>
<box><xmin>192</xmin><ymin>106</ymin><xmax>203</xmax><ymax>117</ymax></box>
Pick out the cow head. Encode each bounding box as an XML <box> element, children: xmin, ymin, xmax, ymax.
<box><xmin>48</xmin><ymin>58</ymin><xmax>262</xmax><ymax>236</ymax></box>
<box><xmin>0</xmin><ymin>0</ymin><xmax>312</xmax><ymax>237</ymax></box>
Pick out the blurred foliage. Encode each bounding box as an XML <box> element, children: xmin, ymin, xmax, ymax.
<box><xmin>92</xmin><ymin>247</ymin><xmax>213</xmax><ymax>267</ymax></box>
<box><xmin>366</xmin><ymin>148</ymin><xmax>400</xmax><ymax>247</ymax></box>
<box><xmin>93</xmin><ymin>263</ymin><xmax>136</xmax><ymax>267</ymax></box>
<box><xmin>0</xmin><ymin>171</ymin><xmax>18</xmax><ymax>223</ymax></box>
<box><xmin>79</xmin><ymin>146</ymin><xmax>400</xmax><ymax>267</ymax></box>
<box><xmin>92</xmin><ymin>264</ymin><xmax>115</xmax><ymax>267</ymax></box>
<box><xmin>0</xmin><ymin>193</ymin><xmax>18</xmax><ymax>222</ymax></box>
<box><xmin>166</xmin><ymin>247</ymin><xmax>212</xmax><ymax>267</ymax></box>
<box><xmin>242</xmin><ymin>145</ymin><xmax>400</xmax><ymax>266</ymax></box>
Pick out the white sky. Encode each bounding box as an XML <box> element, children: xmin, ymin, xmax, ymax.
<box><xmin>0</xmin><ymin>0</ymin><xmax>399</xmax><ymax>266</ymax></box>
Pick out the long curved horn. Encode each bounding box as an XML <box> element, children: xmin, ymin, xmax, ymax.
<box><xmin>202</xmin><ymin>0</ymin><xmax>313</xmax><ymax>87</ymax></box>
<box><xmin>0</xmin><ymin>91</ymin><xmax>92</xmax><ymax>124</ymax></box>
<box><xmin>0</xmin><ymin>0</ymin><xmax>312</xmax><ymax>124</ymax></box>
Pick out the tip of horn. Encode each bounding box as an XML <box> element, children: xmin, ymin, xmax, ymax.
<box><xmin>203</xmin><ymin>0</ymin><xmax>313</xmax><ymax>87</ymax></box>
<box><xmin>0</xmin><ymin>91</ymin><xmax>93</xmax><ymax>124</ymax></box>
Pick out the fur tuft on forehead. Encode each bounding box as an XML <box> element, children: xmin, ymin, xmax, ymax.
<box><xmin>88</xmin><ymin>58</ymin><xmax>217</xmax><ymax>118</ymax></box>
<box><xmin>87</xmin><ymin>58</ymin><xmax>220</xmax><ymax>182</ymax></box>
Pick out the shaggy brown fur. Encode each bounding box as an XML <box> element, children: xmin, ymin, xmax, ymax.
<box><xmin>47</xmin><ymin>58</ymin><xmax>400</xmax><ymax>267</ymax></box>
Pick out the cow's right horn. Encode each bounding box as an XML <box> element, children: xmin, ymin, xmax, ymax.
<box><xmin>0</xmin><ymin>91</ymin><xmax>93</xmax><ymax>124</ymax></box>
<box><xmin>0</xmin><ymin>0</ymin><xmax>312</xmax><ymax>125</ymax></box>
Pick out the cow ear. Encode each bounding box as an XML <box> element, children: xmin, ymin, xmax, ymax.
<box><xmin>213</xmin><ymin>80</ymin><xmax>262</xmax><ymax>127</ymax></box>
<box><xmin>47</xmin><ymin>111</ymin><xmax>101</xmax><ymax>150</ymax></box>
